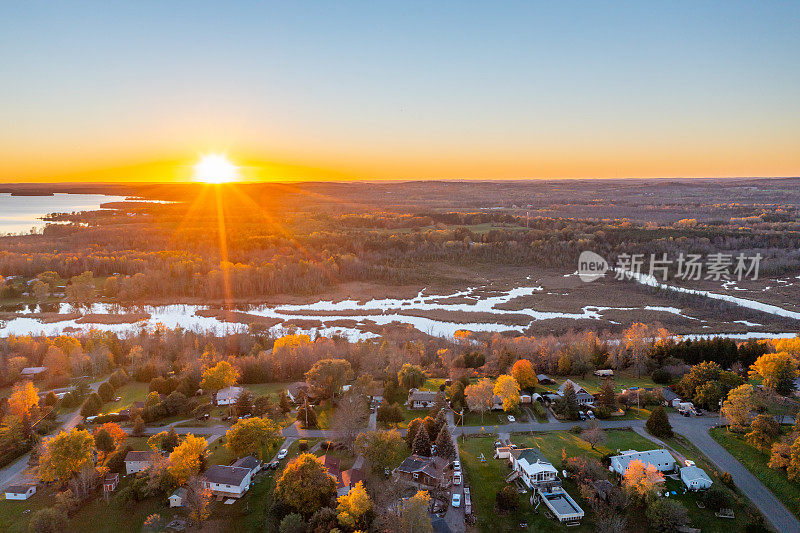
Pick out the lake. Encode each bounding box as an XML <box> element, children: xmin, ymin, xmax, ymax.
<box><xmin>0</xmin><ymin>193</ymin><xmax>128</xmax><ymax>234</ymax></box>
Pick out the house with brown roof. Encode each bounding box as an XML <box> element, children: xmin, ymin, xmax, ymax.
<box><xmin>395</xmin><ymin>454</ymin><xmax>449</xmax><ymax>488</ymax></box>
<box><xmin>286</xmin><ymin>381</ymin><xmax>311</xmax><ymax>404</ymax></box>
<box><xmin>20</xmin><ymin>367</ymin><xmax>47</xmax><ymax>380</ymax></box>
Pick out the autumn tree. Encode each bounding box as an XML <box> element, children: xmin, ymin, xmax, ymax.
<box><xmin>399</xmin><ymin>490</ymin><xmax>433</xmax><ymax>533</ymax></box>
<box><xmin>646</xmin><ymin>406</ymin><xmax>673</xmax><ymax>438</ymax></box>
<box><xmin>750</xmin><ymin>352</ymin><xmax>799</xmax><ymax>396</ymax></box>
<box><xmin>39</xmin><ymin>429</ymin><xmax>95</xmax><ymax>484</ymax></box>
<box><xmin>80</xmin><ymin>393</ymin><xmax>102</xmax><ymax>417</ymax></box>
<box><xmin>94</xmin><ymin>428</ymin><xmax>116</xmax><ymax>460</ymax></box>
<box><xmin>396</xmin><ymin>364</ymin><xmax>425</xmax><ymax>391</ymax></box>
<box><xmin>168</xmin><ymin>434</ymin><xmax>208</xmax><ymax>485</ymax></box>
<box><xmin>356</xmin><ymin>429</ymin><xmax>406</xmax><ymax>473</ymax></box>
<box><xmin>721</xmin><ymin>383</ymin><xmax>755</xmax><ymax>432</ymax></box>
<box><xmin>185</xmin><ymin>476</ymin><xmax>212</xmax><ymax>525</ymax></box>
<box><xmin>465</xmin><ymin>378</ymin><xmax>494</xmax><ymax>421</ymax></box>
<box><xmin>225</xmin><ymin>417</ymin><xmax>279</xmax><ymax>460</ymax></box>
<box><xmin>377</xmin><ymin>402</ymin><xmax>404</xmax><ymax>427</ymax></box>
<box><xmin>582</xmin><ymin>420</ymin><xmax>606</xmax><ymax>450</ymax></box>
<box><xmin>332</xmin><ymin>392</ymin><xmax>369</xmax><ymax>452</ymax></box>
<box><xmin>98</xmin><ymin>381</ymin><xmax>115</xmax><ymax>402</ymax></box>
<box><xmin>305</xmin><ymin>359</ymin><xmax>354</xmax><ymax>399</ymax></box>
<box><xmin>9</xmin><ymin>381</ymin><xmax>39</xmax><ymax>419</ymax></box>
<box><xmin>337</xmin><ymin>481</ymin><xmax>373</xmax><ymax>530</ymax></box>
<box><xmin>769</xmin><ymin>441</ymin><xmax>792</xmax><ymax>471</ymax></box>
<box><xmin>746</xmin><ymin>414</ymin><xmax>781</xmax><ymax>452</ymax></box>
<box><xmin>29</xmin><ymin>508</ymin><xmax>67</xmax><ymax>533</ymax></box>
<box><xmin>787</xmin><ymin>435</ymin><xmax>800</xmax><ymax>481</ymax></box>
<box><xmin>622</xmin><ymin>459</ymin><xmax>663</xmax><ymax>502</ymax></box>
<box><xmin>510</xmin><ymin>359</ymin><xmax>537</xmax><ymax>390</ymax></box>
<box><xmin>296</xmin><ymin>399</ymin><xmax>318</xmax><ymax>429</ymax></box>
<box><xmin>493</xmin><ymin>374</ymin><xmax>521</xmax><ymax>412</ymax></box>
<box><xmin>201</xmin><ymin>360</ymin><xmax>239</xmax><ymax>392</ymax></box>
<box><xmin>275</xmin><ymin>453</ymin><xmax>338</xmax><ymax>516</ymax></box>
<box><xmin>405</xmin><ymin>418</ymin><xmax>424</xmax><ymax>449</ymax></box>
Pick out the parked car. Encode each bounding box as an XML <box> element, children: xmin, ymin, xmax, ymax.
<box><xmin>587</xmin><ymin>410</ymin><xmax>595</xmax><ymax>419</ymax></box>
<box><xmin>453</xmin><ymin>472</ymin><xmax>462</xmax><ymax>485</ymax></box>
<box><xmin>114</xmin><ymin>396</ymin><xmax>122</xmax><ymax>402</ymax></box>
<box><xmin>277</xmin><ymin>449</ymin><xmax>288</xmax><ymax>460</ymax></box>
<box><xmin>507</xmin><ymin>415</ymin><xmax>516</xmax><ymax>423</ymax></box>
<box><xmin>452</xmin><ymin>460</ymin><xmax>461</xmax><ymax>472</ymax></box>
<box><xmin>451</xmin><ymin>493</ymin><xmax>461</xmax><ymax>508</ymax></box>
<box><xmin>684</xmin><ymin>459</ymin><xmax>696</xmax><ymax>467</ymax></box>
<box><xmin>578</xmin><ymin>411</ymin><xmax>586</xmax><ymax>421</ymax></box>
<box><xmin>267</xmin><ymin>460</ymin><xmax>280</xmax><ymax>469</ymax></box>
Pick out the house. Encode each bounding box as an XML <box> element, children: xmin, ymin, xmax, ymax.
<box><xmin>201</xmin><ymin>465</ymin><xmax>252</xmax><ymax>498</ymax></box>
<box><xmin>4</xmin><ymin>484</ymin><xmax>36</xmax><ymax>500</ymax></box>
<box><xmin>369</xmin><ymin>387</ymin><xmax>384</xmax><ymax>404</ymax></box>
<box><xmin>339</xmin><ymin>455</ymin><xmax>368</xmax><ymax>496</ymax></box>
<box><xmin>318</xmin><ymin>454</ymin><xmax>342</xmax><ymax>480</ymax></box>
<box><xmin>660</xmin><ymin>387</ymin><xmax>681</xmax><ymax>407</ymax></box>
<box><xmin>506</xmin><ymin>448</ymin><xmax>559</xmax><ymax>489</ymax></box>
<box><xmin>675</xmin><ymin>401</ymin><xmax>695</xmax><ymax>414</ymax></box>
<box><xmin>407</xmin><ymin>388</ymin><xmax>439</xmax><ymax>409</ymax></box>
<box><xmin>232</xmin><ymin>455</ymin><xmax>262</xmax><ymax>476</ymax></box>
<box><xmin>557</xmin><ymin>380</ymin><xmax>595</xmax><ymax>406</ymax></box>
<box><xmin>537</xmin><ymin>374</ymin><xmax>555</xmax><ymax>384</ymax></box>
<box><xmin>104</xmin><ymin>473</ymin><xmax>119</xmax><ymax>492</ymax></box>
<box><xmin>395</xmin><ymin>454</ymin><xmax>449</xmax><ymax>487</ymax></box>
<box><xmin>491</xmin><ymin>394</ymin><xmax>504</xmax><ymax>410</ymax></box>
<box><xmin>20</xmin><ymin>367</ymin><xmax>47</xmax><ymax>380</ymax></box>
<box><xmin>215</xmin><ymin>386</ymin><xmax>244</xmax><ymax>406</ymax></box>
<box><xmin>520</xmin><ymin>393</ymin><xmax>532</xmax><ymax>404</ymax></box>
<box><xmin>125</xmin><ymin>451</ymin><xmax>158</xmax><ymax>474</ymax></box>
<box><xmin>169</xmin><ymin>487</ymin><xmax>188</xmax><ymax>507</ymax></box>
<box><xmin>610</xmin><ymin>449</ymin><xmax>676</xmax><ymax>475</ymax></box>
<box><xmin>680</xmin><ymin>466</ymin><xmax>713</xmax><ymax>491</ymax></box>
<box><xmin>286</xmin><ymin>381</ymin><xmax>310</xmax><ymax>404</ymax></box>
<box><xmin>594</xmin><ymin>369</ymin><xmax>614</xmax><ymax>377</ymax></box>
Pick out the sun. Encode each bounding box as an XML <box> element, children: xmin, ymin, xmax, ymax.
<box><xmin>193</xmin><ymin>154</ymin><xmax>240</xmax><ymax>183</ymax></box>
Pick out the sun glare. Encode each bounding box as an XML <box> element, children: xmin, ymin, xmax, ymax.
<box><xmin>193</xmin><ymin>154</ymin><xmax>240</xmax><ymax>183</ymax></box>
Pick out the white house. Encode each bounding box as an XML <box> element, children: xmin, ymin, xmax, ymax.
<box><xmin>201</xmin><ymin>465</ymin><xmax>252</xmax><ymax>498</ymax></box>
<box><xmin>407</xmin><ymin>388</ymin><xmax>439</xmax><ymax>409</ymax></box>
<box><xmin>169</xmin><ymin>487</ymin><xmax>188</xmax><ymax>507</ymax></box>
<box><xmin>557</xmin><ymin>379</ymin><xmax>595</xmax><ymax>406</ymax></box>
<box><xmin>507</xmin><ymin>448</ymin><xmax>558</xmax><ymax>489</ymax></box>
<box><xmin>610</xmin><ymin>449</ymin><xmax>676</xmax><ymax>475</ymax></box>
<box><xmin>216</xmin><ymin>386</ymin><xmax>244</xmax><ymax>406</ymax></box>
<box><xmin>4</xmin><ymin>484</ymin><xmax>36</xmax><ymax>500</ymax></box>
<box><xmin>125</xmin><ymin>451</ymin><xmax>158</xmax><ymax>474</ymax></box>
<box><xmin>680</xmin><ymin>466</ymin><xmax>713</xmax><ymax>491</ymax></box>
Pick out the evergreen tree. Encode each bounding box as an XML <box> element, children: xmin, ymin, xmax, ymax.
<box><xmin>163</xmin><ymin>426</ymin><xmax>180</xmax><ymax>453</ymax></box>
<box><xmin>98</xmin><ymin>381</ymin><xmax>115</xmax><ymax>402</ymax></box>
<box><xmin>296</xmin><ymin>400</ymin><xmax>318</xmax><ymax>429</ymax></box>
<box><xmin>412</xmin><ymin>426</ymin><xmax>431</xmax><ymax>456</ymax></box>
<box><xmin>646</xmin><ymin>405</ymin><xmax>673</xmax><ymax>438</ymax></box>
<box><xmin>554</xmin><ymin>383</ymin><xmax>579</xmax><ymax>420</ymax></box>
<box><xmin>429</xmin><ymin>392</ymin><xmax>447</xmax><ymax>418</ymax></box>
<box><xmin>598</xmin><ymin>379</ymin><xmax>618</xmax><ymax>411</ymax></box>
<box><xmin>434</xmin><ymin>424</ymin><xmax>456</xmax><ymax>460</ymax></box>
<box><xmin>279</xmin><ymin>390</ymin><xmax>292</xmax><ymax>414</ymax></box>
<box><xmin>406</xmin><ymin>418</ymin><xmax>423</xmax><ymax>449</ymax></box>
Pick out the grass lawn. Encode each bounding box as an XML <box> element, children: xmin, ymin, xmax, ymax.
<box><xmin>711</xmin><ymin>426</ymin><xmax>800</xmax><ymax>519</ymax></box>
<box><xmin>455</xmin><ymin>406</ymin><xmax>528</xmax><ymax>428</ymax></box>
<box><xmin>101</xmin><ymin>381</ymin><xmax>149</xmax><ymax>415</ymax></box>
<box><xmin>243</xmin><ymin>382</ymin><xmax>291</xmax><ymax>400</ymax></box>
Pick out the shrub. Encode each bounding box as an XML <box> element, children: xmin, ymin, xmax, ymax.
<box><xmin>719</xmin><ymin>471</ymin><xmax>734</xmax><ymax>488</ymax></box>
<box><xmin>298</xmin><ymin>439</ymin><xmax>309</xmax><ymax>452</ymax></box>
<box><xmin>652</xmin><ymin>368</ymin><xmax>672</xmax><ymax>384</ymax></box>
<box><xmin>701</xmin><ymin>488</ymin><xmax>730</xmax><ymax>512</ymax></box>
<box><xmin>30</xmin><ymin>508</ymin><xmax>67</xmax><ymax>533</ymax></box>
<box><xmin>98</xmin><ymin>381</ymin><xmax>115</xmax><ymax>402</ymax></box>
<box><xmin>80</xmin><ymin>393</ymin><xmax>103</xmax><ymax>417</ymax></box>
<box><xmin>495</xmin><ymin>485</ymin><xmax>519</xmax><ymax>513</ymax></box>
<box><xmin>106</xmin><ymin>445</ymin><xmax>133</xmax><ymax>474</ymax></box>
<box><xmin>569</xmin><ymin>425</ymin><xmax>583</xmax><ymax>434</ymax></box>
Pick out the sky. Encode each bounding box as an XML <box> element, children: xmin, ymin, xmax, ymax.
<box><xmin>1</xmin><ymin>1</ymin><xmax>799</xmax><ymax>182</ymax></box>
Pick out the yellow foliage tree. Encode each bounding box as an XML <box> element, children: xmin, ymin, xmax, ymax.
<box><xmin>168</xmin><ymin>434</ymin><xmax>208</xmax><ymax>485</ymax></box>
<box><xmin>721</xmin><ymin>383</ymin><xmax>755</xmax><ymax>431</ymax></box>
<box><xmin>399</xmin><ymin>490</ymin><xmax>433</xmax><ymax>533</ymax></box>
<box><xmin>39</xmin><ymin>429</ymin><xmax>95</xmax><ymax>483</ymax></box>
<box><xmin>749</xmin><ymin>352</ymin><xmax>800</xmax><ymax>396</ymax></box>
<box><xmin>622</xmin><ymin>459</ymin><xmax>663</xmax><ymax>501</ymax></box>
<box><xmin>225</xmin><ymin>417</ymin><xmax>279</xmax><ymax>460</ymax></box>
<box><xmin>510</xmin><ymin>359</ymin><xmax>538</xmax><ymax>390</ymax></box>
<box><xmin>200</xmin><ymin>360</ymin><xmax>240</xmax><ymax>392</ymax></box>
<box><xmin>337</xmin><ymin>481</ymin><xmax>373</xmax><ymax>530</ymax></box>
<box><xmin>9</xmin><ymin>381</ymin><xmax>39</xmax><ymax>419</ymax></box>
<box><xmin>493</xmin><ymin>374</ymin><xmax>521</xmax><ymax>412</ymax></box>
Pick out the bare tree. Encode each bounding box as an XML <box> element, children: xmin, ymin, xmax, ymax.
<box><xmin>582</xmin><ymin>420</ymin><xmax>606</xmax><ymax>450</ymax></box>
<box><xmin>185</xmin><ymin>476</ymin><xmax>212</xmax><ymax>525</ymax></box>
<box><xmin>332</xmin><ymin>392</ymin><xmax>369</xmax><ymax>453</ymax></box>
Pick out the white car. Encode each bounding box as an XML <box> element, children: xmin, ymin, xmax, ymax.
<box><xmin>507</xmin><ymin>415</ymin><xmax>516</xmax><ymax>423</ymax></box>
<box><xmin>276</xmin><ymin>449</ymin><xmax>288</xmax><ymax>460</ymax></box>
<box><xmin>451</xmin><ymin>493</ymin><xmax>461</xmax><ymax>508</ymax></box>
<box><xmin>452</xmin><ymin>460</ymin><xmax>461</xmax><ymax>472</ymax></box>
<box><xmin>453</xmin><ymin>472</ymin><xmax>462</xmax><ymax>485</ymax></box>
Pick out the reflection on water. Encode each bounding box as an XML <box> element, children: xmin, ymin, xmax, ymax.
<box><xmin>0</xmin><ymin>193</ymin><xmax>128</xmax><ymax>234</ymax></box>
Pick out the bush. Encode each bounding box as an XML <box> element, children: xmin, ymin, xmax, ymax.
<box><xmin>569</xmin><ymin>425</ymin><xmax>583</xmax><ymax>434</ymax></box>
<box><xmin>719</xmin><ymin>471</ymin><xmax>734</xmax><ymax>488</ymax></box>
<box><xmin>93</xmin><ymin>413</ymin><xmax>127</xmax><ymax>424</ymax></box>
<box><xmin>298</xmin><ymin>439</ymin><xmax>309</xmax><ymax>452</ymax></box>
<box><xmin>495</xmin><ymin>485</ymin><xmax>519</xmax><ymax>513</ymax></box>
<box><xmin>80</xmin><ymin>393</ymin><xmax>103</xmax><ymax>417</ymax></box>
<box><xmin>98</xmin><ymin>381</ymin><xmax>115</xmax><ymax>402</ymax></box>
<box><xmin>594</xmin><ymin>406</ymin><xmax>612</xmax><ymax>419</ymax></box>
<box><xmin>30</xmin><ymin>508</ymin><xmax>67</xmax><ymax>533</ymax></box>
<box><xmin>652</xmin><ymin>368</ymin><xmax>672</xmax><ymax>385</ymax></box>
<box><xmin>701</xmin><ymin>488</ymin><xmax>730</xmax><ymax>512</ymax></box>
<box><xmin>106</xmin><ymin>445</ymin><xmax>133</xmax><ymax>474</ymax></box>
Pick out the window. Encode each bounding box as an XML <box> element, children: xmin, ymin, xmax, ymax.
<box><xmin>413</xmin><ymin>473</ymin><xmax>419</xmax><ymax>480</ymax></box>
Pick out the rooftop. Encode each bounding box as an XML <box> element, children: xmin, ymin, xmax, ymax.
<box><xmin>202</xmin><ymin>465</ymin><xmax>250</xmax><ymax>486</ymax></box>
<box><xmin>5</xmin><ymin>484</ymin><xmax>34</xmax><ymax>494</ymax></box>
<box><xmin>232</xmin><ymin>456</ymin><xmax>261</xmax><ymax>471</ymax></box>
<box><xmin>125</xmin><ymin>451</ymin><xmax>157</xmax><ymax>462</ymax></box>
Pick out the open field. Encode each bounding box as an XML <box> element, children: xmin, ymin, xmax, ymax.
<box><xmin>100</xmin><ymin>381</ymin><xmax>149</xmax><ymax>415</ymax></box>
